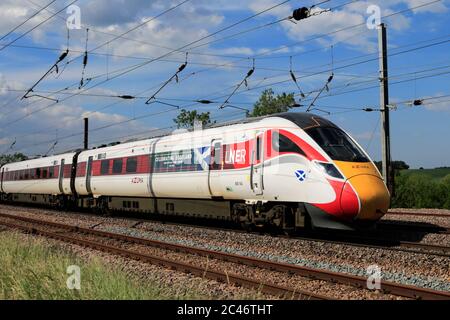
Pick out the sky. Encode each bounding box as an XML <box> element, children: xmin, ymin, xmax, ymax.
<box><xmin>0</xmin><ymin>0</ymin><xmax>449</xmax><ymax>168</ymax></box>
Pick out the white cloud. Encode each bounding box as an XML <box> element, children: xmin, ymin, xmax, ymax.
<box><xmin>246</xmin><ymin>0</ymin><xmax>447</xmax><ymax>53</ymax></box>
<box><xmin>0</xmin><ymin>137</ymin><xmax>9</xmax><ymax>145</ymax></box>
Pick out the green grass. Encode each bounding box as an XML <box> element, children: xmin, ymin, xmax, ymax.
<box><xmin>0</xmin><ymin>231</ymin><xmax>205</xmax><ymax>300</ymax></box>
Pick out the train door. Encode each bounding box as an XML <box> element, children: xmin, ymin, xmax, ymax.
<box><xmin>208</xmin><ymin>139</ymin><xmax>222</xmax><ymax>197</ymax></box>
<box><xmin>86</xmin><ymin>156</ymin><xmax>93</xmax><ymax>194</ymax></box>
<box><xmin>251</xmin><ymin>131</ymin><xmax>264</xmax><ymax>195</ymax></box>
<box><xmin>0</xmin><ymin>167</ymin><xmax>4</xmax><ymax>193</ymax></box>
<box><xmin>58</xmin><ymin>159</ymin><xmax>65</xmax><ymax>193</ymax></box>
<box><xmin>147</xmin><ymin>140</ymin><xmax>158</xmax><ymax>198</ymax></box>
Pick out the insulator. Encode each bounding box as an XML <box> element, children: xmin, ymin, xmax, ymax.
<box><xmin>292</xmin><ymin>7</ymin><xmax>309</xmax><ymax>21</ymax></box>
<box><xmin>197</xmin><ymin>100</ymin><xmax>212</xmax><ymax>104</ymax></box>
<box><xmin>118</xmin><ymin>95</ymin><xmax>135</xmax><ymax>100</ymax></box>
<box><xmin>290</xmin><ymin>71</ymin><xmax>297</xmax><ymax>83</ymax></box>
<box><xmin>58</xmin><ymin>50</ymin><xmax>68</xmax><ymax>62</ymax></box>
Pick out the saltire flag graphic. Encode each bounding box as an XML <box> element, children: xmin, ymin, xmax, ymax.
<box><xmin>194</xmin><ymin>146</ymin><xmax>211</xmax><ymax>171</ymax></box>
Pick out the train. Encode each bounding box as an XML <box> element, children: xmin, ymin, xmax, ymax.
<box><xmin>0</xmin><ymin>112</ymin><xmax>390</xmax><ymax>231</ymax></box>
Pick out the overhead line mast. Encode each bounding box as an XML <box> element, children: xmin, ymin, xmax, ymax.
<box><xmin>378</xmin><ymin>23</ymin><xmax>393</xmax><ymax>195</ymax></box>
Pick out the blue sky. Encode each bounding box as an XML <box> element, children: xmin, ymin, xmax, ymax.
<box><xmin>0</xmin><ymin>0</ymin><xmax>449</xmax><ymax>168</ymax></box>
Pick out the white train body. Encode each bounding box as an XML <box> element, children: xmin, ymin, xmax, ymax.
<box><xmin>1</xmin><ymin>153</ymin><xmax>76</xmax><ymax>195</ymax></box>
<box><xmin>0</xmin><ymin>113</ymin><xmax>390</xmax><ymax>230</ymax></box>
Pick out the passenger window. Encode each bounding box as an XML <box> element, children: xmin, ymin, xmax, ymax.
<box><xmin>214</xmin><ymin>143</ymin><xmax>221</xmax><ymax>165</ymax></box>
<box><xmin>272</xmin><ymin>131</ymin><xmax>305</xmax><ymax>156</ymax></box>
<box><xmin>256</xmin><ymin>136</ymin><xmax>261</xmax><ymax>161</ymax></box>
<box><xmin>210</xmin><ymin>142</ymin><xmax>222</xmax><ymax>170</ymax></box>
<box><xmin>101</xmin><ymin>160</ymin><xmax>110</xmax><ymax>175</ymax></box>
<box><xmin>126</xmin><ymin>157</ymin><xmax>137</xmax><ymax>173</ymax></box>
<box><xmin>35</xmin><ymin>168</ymin><xmax>41</xmax><ymax>179</ymax></box>
<box><xmin>42</xmin><ymin>169</ymin><xmax>48</xmax><ymax>179</ymax></box>
<box><xmin>113</xmin><ymin>159</ymin><xmax>123</xmax><ymax>174</ymax></box>
<box><xmin>63</xmin><ymin>165</ymin><xmax>72</xmax><ymax>178</ymax></box>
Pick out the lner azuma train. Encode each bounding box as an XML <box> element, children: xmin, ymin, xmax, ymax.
<box><xmin>0</xmin><ymin>112</ymin><xmax>390</xmax><ymax>231</ymax></box>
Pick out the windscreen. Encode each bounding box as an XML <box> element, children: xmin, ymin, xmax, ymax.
<box><xmin>306</xmin><ymin>127</ymin><xmax>369</xmax><ymax>162</ymax></box>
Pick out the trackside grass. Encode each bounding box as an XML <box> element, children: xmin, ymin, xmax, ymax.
<box><xmin>0</xmin><ymin>231</ymin><xmax>205</xmax><ymax>300</ymax></box>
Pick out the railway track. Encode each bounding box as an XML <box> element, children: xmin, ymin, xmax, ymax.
<box><xmin>0</xmin><ymin>212</ymin><xmax>449</xmax><ymax>300</ymax></box>
<box><xmin>293</xmin><ymin>232</ymin><xmax>450</xmax><ymax>258</ymax></box>
<box><xmin>0</xmin><ymin>213</ymin><xmax>327</xmax><ymax>300</ymax></box>
<box><xmin>1</xmin><ymin>202</ymin><xmax>449</xmax><ymax>260</ymax></box>
<box><xmin>0</xmin><ymin>203</ymin><xmax>448</xmax><ymax>258</ymax></box>
<box><xmin>125</xmin><ymin>215</ymin><xmax>450</xmax><ymax>258</ymax></box>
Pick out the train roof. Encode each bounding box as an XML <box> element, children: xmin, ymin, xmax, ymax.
<box><xmin>205</xmin><ymin>112</ymin><xmax>338</xmax><ymax>130</ymax></box>
<box><xmin>39</xmin><ymin>112</ymin><xmax>339</xmax><ymax>156</ymax></box>
<box><xmin>275</xmin><ymin>112</ymin><xmax>339</xmax><ymax>130</ymax></box>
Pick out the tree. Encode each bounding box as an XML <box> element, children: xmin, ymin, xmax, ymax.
<box><xmin>173</xmin><ymin>109</ymin><xmax>213</xmax><ymax>129</ymax></box>
<box><xmin>0</xmin><ymin>153</ymin><xmax>28</xmax><ymax>166</ymax></box>
<box><xmin>248</xmin><ymin>89</ymin><xmax>296</xmax><ymax>117</ymax></box>
<box><xmin>374</xmin><ymin>160</ymin><xmax>410</xmax><ymax>174</ymax></box>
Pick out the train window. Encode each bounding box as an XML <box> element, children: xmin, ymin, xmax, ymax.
<box><xmin>272</xmin><ymin>131</ymin><xmax>306</xmax><ymax>156</ymax></box>
<box><xmin>113</xmin><ymin>159</ymin><xmax>123</xmax><ymax>174</ymax></box>
<box><xmin>63</xmin><ymin>165</ymin><xmax>72</xmax><ymax>178</ymax></box>
<box><xmin>35</xmin><ymin>168</ymin><xmax>41</xmax><ymax>179</ymax></box>
<box><xmin>24</xmin><ymin>170</ymin><xmax>29</xmax><ymax>180</ymax></box>
<box><xmin>126</xmin><ymin>157</ymin><xmax>137</xmax><ymax>173</ymax></box>
<box><xmin>101</xmin><ymin>160</ymin><xmax>110</xmax><ymax>175</ymax></box>
<box><xmin>49</xmin><ymin>167</ymin><xmax>54</xmax><ymax>178</ymax></box>
<box><xmin>214</xmin><ymin>142</ymin><xmax>221</xmax><ymax>166</ymax></box>
<box><xmin>256</xmin><ymin>136</ymin><xmax>261</xmax><ymax>161</ymax></box>
<box><xmin>306</xmin><ymin>127</ymin><xmax>369</xmax><ymax>162</ymax></box>
<box><xmin>42</xmin><ymin>169</ymin><xmax>48</xmax><ymax>179</ymax></box>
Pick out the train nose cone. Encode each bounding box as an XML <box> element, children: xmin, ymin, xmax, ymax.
<box><xmin>343</xmin><ymin>175</ymin><xmax>390</xmax><ymax>221</ymax></box>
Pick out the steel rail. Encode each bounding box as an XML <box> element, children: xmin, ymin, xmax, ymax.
<box><xmin>0</xmin><ymin>217</ymin><xmax>327</xmax><ymax>300</ymax></box>
<box><xmin>0</xmin><ymin>212</ymin><xmax>449</xmax><ymax>300</ymax></box>
<box><xmin>0</xmin><ymin>204</ymin><xmax>448</xmax><ymax>255</ymax></box>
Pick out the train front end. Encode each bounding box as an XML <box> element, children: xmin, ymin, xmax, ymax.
<box><xmin>280</xmin><ymin>113</ymin><xmax>390</xmax><ymax>230</ymax></box>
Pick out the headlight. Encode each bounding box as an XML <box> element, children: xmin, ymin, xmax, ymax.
<box><xmin>314</xmin><ymin>161</ymin><xmax>344</xmax><ymax>179</ymax></box>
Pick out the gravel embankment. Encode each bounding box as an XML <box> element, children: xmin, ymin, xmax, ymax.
<box><xmin>0</xmin><ymin>227</ymin><xmax>270</xmax><ymax>300</ymax></box>
<box><xmin>0</xmin><ymin>213</ymin><xmax>404</xmax><ymax>300</ymax></box>
<box><xmin>0</xmin><ymin>205</ymin><xmax>448</xmax><ymax>296</ymax></box>
<box><xmin>384</xmin><ymin>212</ymin><xmax>450</xmax><ymax>229</ymax></box>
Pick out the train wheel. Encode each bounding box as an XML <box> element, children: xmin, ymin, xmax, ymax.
<box><xmin>96</xmin><ymin>197</ymin><xmax>111</xmax><ymax>216</ymax></box>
